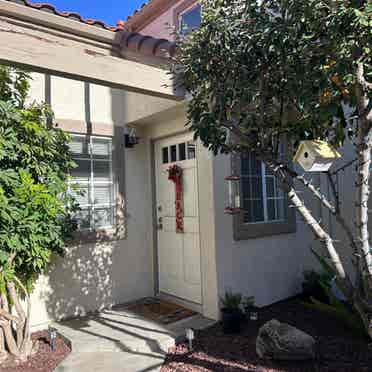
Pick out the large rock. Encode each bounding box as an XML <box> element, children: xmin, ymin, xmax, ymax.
<box><xmin>256</xmin><ymin>319</ymin><xmax>316</xmax><ymax>360</ymax></box>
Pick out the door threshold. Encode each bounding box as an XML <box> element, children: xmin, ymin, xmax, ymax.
<box><xmin>157</xmin><ymin>292</ymin><xmax>203</xmax><ymax>314</ymax></box>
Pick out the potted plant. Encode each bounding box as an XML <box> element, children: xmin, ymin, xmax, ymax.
<box><xmin>243</xmin><ymin>296</ymin><xmax>258</xmax><ymax>321</ymax></box>
<box><xmin>220</xmin><ymin>290</ymin><xmax>243</xmax><ymax>334</ymax></box>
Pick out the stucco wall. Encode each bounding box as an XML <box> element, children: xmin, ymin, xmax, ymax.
<box><xmin>140</xmin><ymin>5</ymin><xmax>177</xmax><ymax>40</ymax></box>
<box><xmin>27</xmin><ymin>73</ymin><xmax>155</xmax><ymax>329</ymax></box>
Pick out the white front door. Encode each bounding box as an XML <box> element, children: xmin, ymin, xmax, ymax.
<box><xmin>154</xmin><ymin>134</ymin><xmax>202</xmax><ymax>304</ymax></box>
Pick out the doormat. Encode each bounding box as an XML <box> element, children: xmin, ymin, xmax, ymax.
<box><xmin>123</xmin><ymin>297</ymin><xmax>196</xmax><ymax>325</ymax></box>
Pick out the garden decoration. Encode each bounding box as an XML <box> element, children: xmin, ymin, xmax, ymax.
<box><xmin>224</xmin><ymin>174</ymin><xmax>241</xmax><ymax>215</ymax></box>
<box><xmin>48</xmin><ymin>326</ymin><xmax>57</xmax><ymax>351</ymax></box>
<box><xmin>185</xmin><ymin>328</ymin><xmax>195</xmax><ymax>351</ymax></box>
<box><xmin>168</xmin><ymin>164</ymin><xmax>184</xmax><ymax>233</ymax></box>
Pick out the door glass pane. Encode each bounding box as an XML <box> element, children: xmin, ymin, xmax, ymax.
<box><xmin>70</xmin><ymin>159</ymin><xmax>90</xmax><ymax>183</ymax></box>
<box><xmin>93</xmin><ymin>160</ymin><xmax>111</xmax><ymax>182</ymax></box>
<box><xmin>162</xmin><ymin>147</ymin><xmax>169</xmax><ymax>164</ymax></box>
<box><xmin>179</xmin><ymin>143</ymin><xmax>186</xmax><ymax>161</ymax></box>
<box><xmin>187</xmin><ymin>142</ymin><xmax>196</xmax><ymax>159</ymax></box>
<box><xmin>170</xmin><ymin>145</ymin><xmax>177</xmax><ymax>162</ymax></box>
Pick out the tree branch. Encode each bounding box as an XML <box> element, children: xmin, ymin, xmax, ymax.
<box><xmin>0</xmin><ymin>310</ymin><xmax>20</xmax><ymax>324</ymax></box>
<box><xmin>263</xmin><ymin>158</ymin><xmax>354</xmax><ymax>298</ymax></box>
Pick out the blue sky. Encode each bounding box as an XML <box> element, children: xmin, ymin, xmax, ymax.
<box><xmin>45</xmin><ymin>0</ymin><xmax>146</xmax><ymax>26</ymax></box>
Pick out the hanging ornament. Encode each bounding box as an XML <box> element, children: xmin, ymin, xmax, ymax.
<box><xmin>168</xmin><ymin>164</ymin><xmax>184</xmax><ymax>233</ymax></box>
<box><xmin>224</xmin><ymin>175</ymin><xmax>241</xmax><ymax>215</ymax></box>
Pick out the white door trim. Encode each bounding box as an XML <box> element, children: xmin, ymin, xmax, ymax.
<box><xmin>154</xmin><ymin>132</ymin><xmax>202</xmax><ymax>305</ymax></box>
<box><xmin>148</xmin><ymin>126</ymin><xmax>219</xmax><ymax>320</ymax></box>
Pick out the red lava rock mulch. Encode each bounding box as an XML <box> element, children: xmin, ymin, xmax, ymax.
<box><xmin>161</xmin><ymin>298</ymin><xmax>372</xmax><ymax>372</ymax></box>
<box><xmin>0</xmin><ymin>330</ymin><xmax>71</xmax><ymax>372</ymax></box>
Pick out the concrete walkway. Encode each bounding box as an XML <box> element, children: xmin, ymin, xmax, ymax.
<box><xmin>54</xmin><ymin>305</ymin><xmax>215</xmax><ymax>372</ymax></box>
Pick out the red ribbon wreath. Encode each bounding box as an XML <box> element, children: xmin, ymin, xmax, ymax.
<box><xmin>168</xmin><ymin>164</ymin><xmax>184</xmax><ymax>233</ymax></box>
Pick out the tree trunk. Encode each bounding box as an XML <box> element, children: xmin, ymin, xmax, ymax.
<box><xmin>265</xmin><ymin>162</ymin><xmax>354</xmax><ymax>295</ymax></box>
<box><xmin>355</xmin><ymin>61</ymin><xmax>372</xmax><ymax>296</ymax></box>
<box><xmin>0</xmin><ymin>279</ymin><xmax>35</xmax><ymax>364</ymax></box>
<box><xmin>355</xmin><ymin>132</ymin><xmax>372</xmax><ymax>295</ymax></box>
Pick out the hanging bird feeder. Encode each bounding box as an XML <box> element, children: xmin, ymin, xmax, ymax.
<box><xmin>224</xmin><ymin>175</ymin><xmax>241</xmax><ymax>215</ymax></box>
<box><xmin>293</xmin><ymin>140</ymin><xmax>341</xmax><ymax>172</ymax></box>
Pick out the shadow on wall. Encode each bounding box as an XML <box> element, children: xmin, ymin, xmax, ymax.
<box><xmin>39</xmin><ymin>75</ymin><xmax>154</xmax><ymax>324</ymax></box>
<box><xmin>41</xmin><ymin>79</ymin><xmax>128</xmax><ymax>322</ymax></box>
<box><xmin>42</xmin><ymin>241</ymin><xmax>117</xmax><ymax>320</ymax></box>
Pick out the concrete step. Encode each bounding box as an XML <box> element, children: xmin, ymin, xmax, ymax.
<box><xmin>54</xmin><ymin>308</ymin><xmax>216</xmax><ymax>372</ymax></box>
<box><xmin>54</xmin><ymin>310</ymin><xmax>175</xmax><ymax>355</ymax></box>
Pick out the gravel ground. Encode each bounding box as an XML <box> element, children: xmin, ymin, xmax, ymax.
<box><xmin>161</xmin><ymin>298</ymin><xmax>372</xmax><ymax>372</ymax></box>
<box><xmin>0</xmin><ymin>330</ymin><xmax>71</xmax><ymax>372</ymax></box>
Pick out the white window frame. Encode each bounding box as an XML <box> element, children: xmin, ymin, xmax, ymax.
<box><xmin>68</xmin><ymin>134</ymin><xmax>115</xmax><ymax>231</ymax></box>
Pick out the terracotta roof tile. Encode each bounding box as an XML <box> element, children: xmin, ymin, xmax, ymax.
<box><xmin>126</xmin><ymin>1</ymin><xmax>152</xmax><ymax>21</ymax></box>
<box><xmin>120</xmin><ymin>31</ymin><xmax>176</xmax><ymax>59</ymax></box>
<box><xmin>6</xmin><ymin>0</ymin><xmax>126</xmax><ymax>31</ymax></box>
<box><xmin>5</xmin><ymin>0</ymin><xmax>177</xmax><ymax>60</ymax></box>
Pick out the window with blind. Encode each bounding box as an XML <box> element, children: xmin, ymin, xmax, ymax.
<box><xmin>69</xmin><ymin>134</ymin><xmax>115</xmax><ymax>231</ymax></box>
<box><xmin>241</xmin><ymin>153</ymin><xmax>287</xmax><ymax>224</ymax></box>
<box><xmin>233</xmin><ymin>150</ymin><xmax>296</xmax><ymax>240</ymax></box>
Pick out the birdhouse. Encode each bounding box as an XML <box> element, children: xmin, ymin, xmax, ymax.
<box><xmin>293</xmin><ymin>140</ymin><xmax>341</xmax><ymax>172</ymax></box>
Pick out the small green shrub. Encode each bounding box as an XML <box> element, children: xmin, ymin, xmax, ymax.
<box><xmin>302</xmin><ymin>269</ymin><xmax>332</xmax><ymax>304</ymax></box>
<box><xmin>301</xmin><ymin>249</ymin><xmax>367</xmax><ymax>338</ymax></box>
<box><xmin>220</xmin><ymin>290</ymin><xmax>242</xmax><ymax>312</ymax></box>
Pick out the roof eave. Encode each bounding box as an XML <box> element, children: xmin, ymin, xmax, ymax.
<box><xmin>125</xmin><ymin>0</ymin><xmax>177</xmax><ymax>32</ymax></box>
<box><xmin>0</xmin><ymin>0</ymin><xmax>118</xmax><ymax>45</ymax></box>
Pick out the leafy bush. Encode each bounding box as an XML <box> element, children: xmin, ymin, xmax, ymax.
<box><xmin>0</xmin><ymin>66</ymin><xmax>77</xmax><ymax>361</ymax></box>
